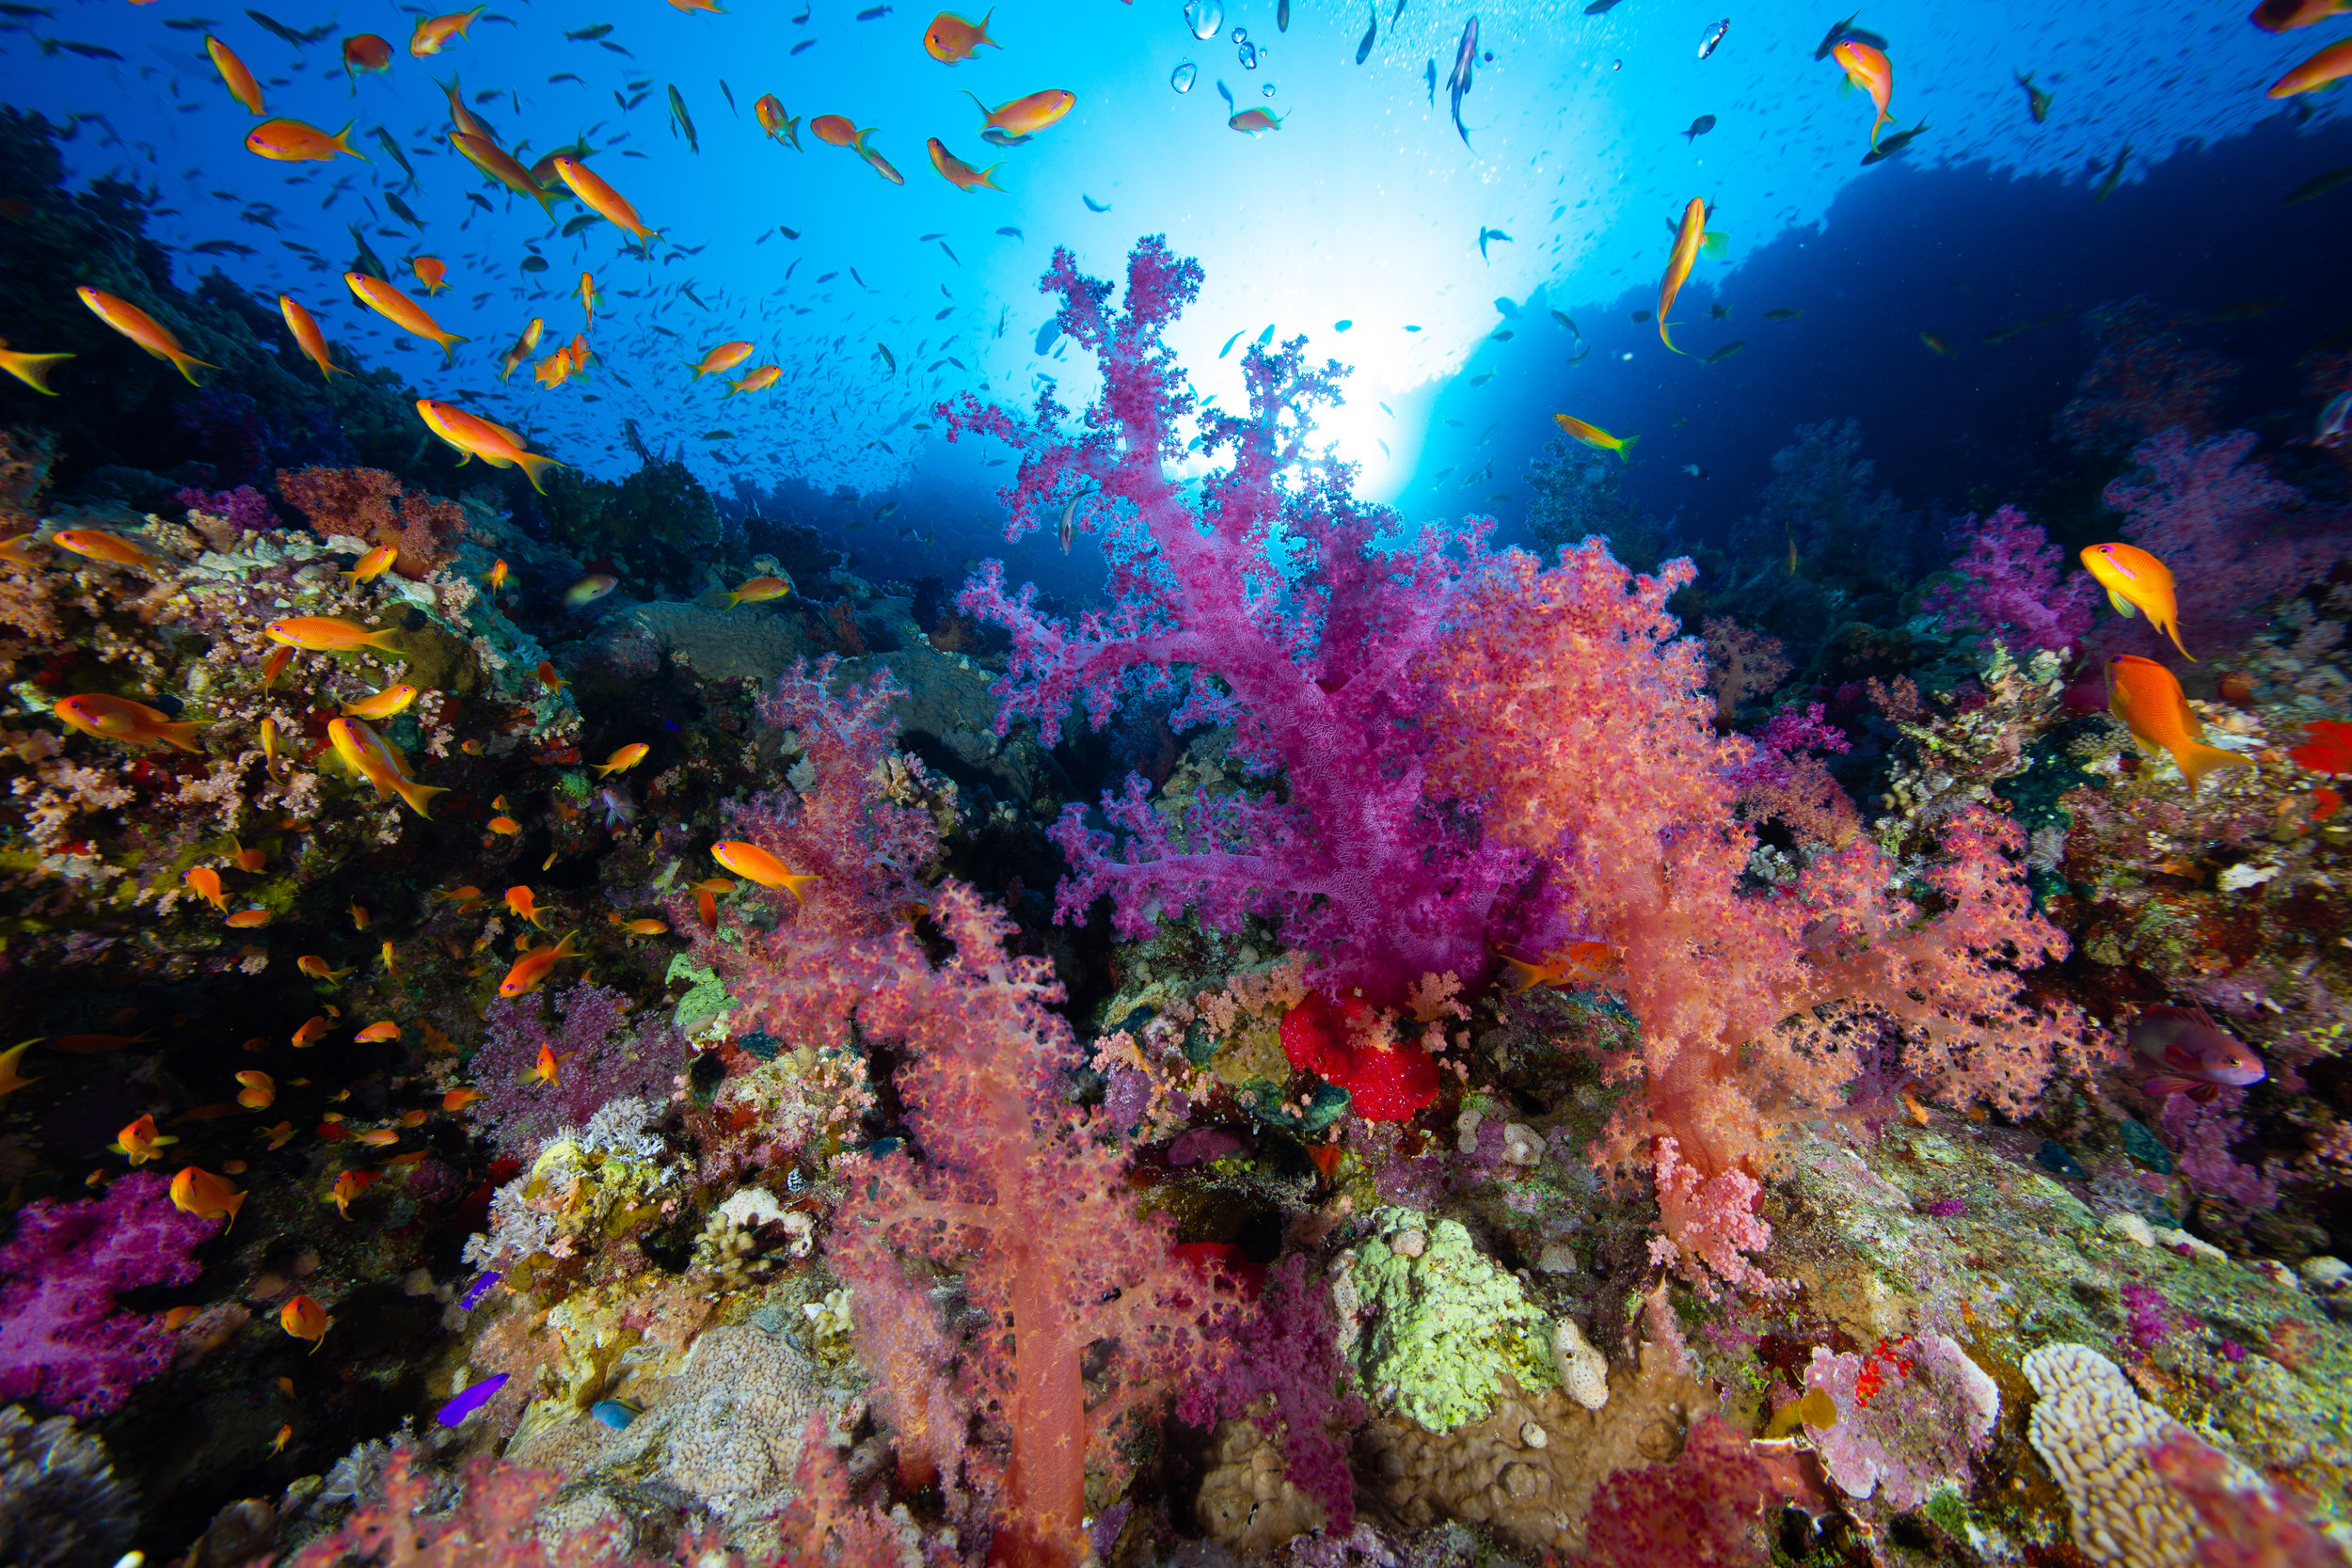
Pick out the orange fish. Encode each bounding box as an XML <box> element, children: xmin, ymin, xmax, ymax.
<box><xmin>345</xmin><ymin>272</ymin><xmax>468</xmax><ymax>364</ymax></box>
<box><xmin>925</xmin><ymin>8</ymin><xmax>999</xmax><ymax>61</ymax></box>
<box><xmin>486</xmin><ymin>558</ymin><xmax>511</xmax><ymax>594</ymax></box>
<box><xmin>443</xmin><ymin>1086</ymin><xmax>481</xmax><ymax>1111</ymax></box>
<box><xmin>354</xmin><ymin>1128</ymin><xmax>401</xmax><ymax>1148</ymax></box>
<box><xmin>728</xmin><ymin>364</ymin><xmax>784</xmax><ymax>396</ymax></box>
<box><xmin>77</xmin><ymin>289</ymin><xmax>213</xmax><ymax>385</ymax></box>
<box><xmin>2268</xmin><ymin>37</ymin><xmax>2352</xmax><ymax>96</ymax></box>
<box><xmin>343</xmin><ymin>545</ymin><xmax>400</xmax><ymax>585</ymax></box>
<box><xmin>411</xmin><ymin>255</ymin><xmax>449</xmax><ymax>294</ymax></box>
<box><xmin>226</xmin><ymin>908</ymin><xmax>272</xmax><ymax>928</ymax></box>
<box><xmin>754</xmin><ymin>96</ymin><xmax>801</xmax><ymax>147</ymax></box>
<box><xmin>498</xmin><ymin>321</ymin><xmax>542</xmax><ymax>382</ymax></box>
<box><xmin>265</xmin><ymin>615</ymin><xmax>404</xmax><ymax>655</ymax></box>
<box><xmin>331</xmin><ymin>1168</ymin><xmax>380</xmax><ymax>1217</ymax></box>
<box><xmin>327</xmin><ymin>717</ymin><xmax>449</xmax><ymax>819</ymax></box>
<box><xmin>577</xmin><ymin>271</ymin><xmax>600</xmax><ymax>325</ymax></box>
<box><xmin>551</xmin><ymin>156</ymin><xmax>659</xmax><ymax>244</ymax></box>
<box><xmin>437</xmin><ymin>884</ymin><xmax>485</xmax><ymax>907</ymax></box>
<box><xmin>964</xmin><ymin>87</ymin><xmax>1075</xmax><ymax>137</ymax></box>
<box><xmin>2252</xmin><ymin>0</ymin><xmax>2352</xmax><ymax>27</ymax></box>
<box><xmin>260</xmin><ymin>1120</ymin><xmax>297</xmax><ymax>1149</ymax></box>
<box><xmin>690</xmin><ymin>340</ymin><xmax>755</xmax><ymax>379</ymax></box>
<box><xmin>613</xmin><ymin>917</ymin><xmax>668</xmax><ymax>936</ymax></box>
<box><xmin>504</xmin><ymin>885</ymin><xmax>547</xmax><ymax>927</ymax></box>
<box><xmin>297</xmin><ymin>956</ymin><xmax>354</xmax><ymax>982</ymax></box>
<box><xmin>451</xmin><ymin>131</ymin><xmax>555</xmax><ymax>216</ymax></box>
<box><xmin>53</xmin><ymin>694</ymin><xmax>203</xmax><ymax>753</ymax></box>
<box><xmin>926</xmin><ymin>137</ymin><xmax>1004</xmax><ymax>192</ymax></box>
<box><xmin>292</xmin><ymin>1015</ymin><xmax>331</xmax><ymax>1048</ymax></box>
<box><xmin>0</xmin><ymin>531</ymin><xmax>51</xmax><ymax>566</ymax></box>
<box><xmin>205</xmin><ymin>35</ymin><xmax>265</xmax><ymax>113</ymax></box>
<box><xmin>229</xmin><ymin>836</ymin><xmax>267</xmax><ymax>873</ymax></box>
<box><xmin>811</xmin><ymin>114</ymin><xmax>869</xmax><ymax>149</ymax></box>
<box><xmin>712</xmin><ymin>841</ymin><xmax>818</xmax><ymax>899</ymax></box>
<box><xmin>261</xmin><ymin>646</ymin><xmax>294</xmax><ymax>692</ymax></box>
<box><xmin>1656</xmin><ymin>198</ymin><xmax>1713</xmax><ymax>355</ymax></box>
<box><xmin>500</xmin><ymin>930</ymin><xmax>580</xmax><ymax>996</ymax></box>
<box><xmin>355</xmin><ymin>1021</ymin><xmax>401</xmax><ymax>1042</ymax></box>
<box><xmin>530</xmin><ymin>1045</ymin><xmax>564</xmax><ymax>1086</ymax></box>
<box><xmin>342</xmin><ymin>31</ymin><xmax>394</xmax><ymax>84</ymax></box>
<box><xmin>594</xmin><ymin>743</ymin><xmax>648</xmax><ymax>777</ymax></box>
<box><xmin>246</xmin><ymin>118</ymin><xmax>366</xmax><ymax>163</ymax></box>
<box><xmin>487</xmin><ymin>816</ymin><xmax>522</xmax><ymax>836</ymax></box>
<box><xmin>2080</xmin><ymin>543</ymin><xmax>2192</xmax><ymax>660</ymax></box>
<box><xmin>1500</xmin><ymin>941</ymin><xmax>1621</xmax><ymax>996</ymax></box>
<box><xmin>186</xmin><ymin>865</ymin><xmax>228</xmax><ymax>911</ymax></box>
<box><xmin>342</xmin><ymin>684</ymin><xmax>418</xmax><ymax>721</ymax></box>
<box><xmin>2107</xmin><ymin>656</ymin><xmax>2256</xmax><ymax>793</ymax></box>
<box><xmin>695</xmin><ymin>886</ymin><xmax>718</xmax><ymax>928</ymax></box>
<box><xmin>415</xmin><ymin>399</ymin><xmax>565</xmax><ymax>492</ymax></box>
<box><xmin>408</xmin><ymin>6</ymin><xmax>483</xmax><ymax>56</ymax></box>
<box><xmin>51</xmin><ymin>529</ymin><xmax>163</xmax><ymax>568</ymax></box>
<box><xmin>170</xmin><ymin>1165</ymin><xmax>246</xmax><ymax>1227</ymax></box>
<box><xmin>724</xmin><ymin>576</ymin><xmax>790</xmax><ymax>608</ymax></box>
<box><xmin>0</xmin><ymin>340</ymin><xmax>72</xmax><ymax>396</ymax></box>
<box><xmin>270</xmin><ymin>1423</ymin><xmax>293</xmax><ymax>1455</ymax></box>
<box><xmin>1833</xmin><ymin>40</ymin><xmax>1894</xmax><ymax>149</ymax></box>
<box><xmin>278</xmin><ymin>293</ymin><xmax>345</xmax><ymax>379</ymax></box>
<box><xmin>114</xmin><ymin>1113</ymin><xmax>180</xmax><ymax>1165</ymax></box>
<box><xmin>236</xmin><ymin>1070</ymin><xmax>276</xmax><ymax>1109</ymax></box>
<box><xmin>163</xmin><ymin>1306</ymin><xmax>199</xmax><ymax>1331</ymax></box>
<box><xmin>279</xmin><ymin>1292</ymin><xmax>332</xmax><ymax>1348</ymax></box>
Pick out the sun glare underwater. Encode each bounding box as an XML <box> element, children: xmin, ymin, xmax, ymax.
<box><xmin>6</xmin><ymin>0</ymin><xmax>2352</xmax><ymax>1563</ymax></box>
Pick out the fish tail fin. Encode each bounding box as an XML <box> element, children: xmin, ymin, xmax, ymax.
<box><xmin>2176</xmin><ymin>741</ymin><xmax>2254</xmax><ymax>793</ymax></box>
<box><xmin>335</xmin><ymin>120</ymin><xmax>368</xmax><ymax>159</ymax></box>
<box><xmin>10</xmin><ymin>353</ymin><xmax>73</xmax><ymax>394</ymax></box>
<box><xmin>982</xmin><ymin>162</ymin><xmax>1006</xmax><ymax>190</ymax></box>
<box><xmin>2166</xmin><ymin>620</ymin><xmax>2196</xmax><ymax>662</ymax></box>
<box><xmin>391</xmin><ymin>777</ymin><xmax>450</xmax><ymax>819</ymax></box>
<box><xmin>1499</xmin><ymin>955</ymin><xmax>1543</xmax><ymax>995</ymax></box>
<box><xmin>511</xmin><ymin>451</ymin><xmax>566</xmax><ymax>495</ymax></box>
<box><xmin>223</xmin><ymin>1191</ymin><xmax>245</xmax><ymax>1229</ymax></box>
<box><xmin>979</xmin><ymin>6</ymin><xmax>996</xmax><ymax>40</ymax></box>
<box><xmin>363</xmin><ymin>629</ymin><xmax>406</xmax><ymax>656</ymax></box>
<box><xmin>1615</xmin><ymin>433</ymin><xmax>1639</xmax><ymax>464</ymax></box>
<box><xmin>436</xmin><ymin>331</ymin><xmax>470</xmax><ymax>365</ymax></box>
<box><xmin>1658</xmin><ymin>319</ymin><xmax>1687</xmax><ymax>356</ymax></box>
<box><xmin>154</xmin><ymin>721</ymin><xmax>206</xmax><ymax>754</ymax></box>
<box><xmin>961</xmin><ymin>88</ymin><xmax>991</xmax><ymax>126</ymax></box>
<box><xmin>167</xmin><ymin>349</ymin><xmax>215</xmax><ymax>387</ymax></box>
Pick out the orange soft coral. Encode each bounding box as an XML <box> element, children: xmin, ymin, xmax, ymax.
<box><xmin>275</xmin><ymin>465</ymin><xmax>468</xmax><ymax>578</ymax></box>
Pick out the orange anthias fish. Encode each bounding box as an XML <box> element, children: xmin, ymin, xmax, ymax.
<box><xmin>354</xmin><ymin>1128</ymin><xmax>401</xmax><ymax>1148</ymax></box>
<box><xmin>236</xmin><ymin>1070</ymin><xmax>276</xmax><ymax>1109</ymax></box>
<box><xmin>53</xmin><ymin>694</ymin><xmax>203</xmax><ymax>752</ymax></box>
<box><xmin>2107</xmin><ymin>655</ymin><xmax>2255</xmax><ymax>793</ymax></box>
<box><xmin>927</xmin><ymin>137</ymin><xmax>1004</xmax><ymax>191</ymax></box>
<box><xmin>411</xmin><ymin>256</ymin><xmax>449</xmax><ymax>294</ymax></box>
<box><xmin>228</xmin><ymin>835</ymin><xmax>266</xmax><ymax>873</ymax></box>
<box><xmin>577</xmin><ymin>271</ymin><xmax>600</xmax><ymax>325</ymax></box>
<box><xmin>408</xmin><ymin>6</ymin><xmax>484</xmax><ymax>56</ymax></box>
<box><xmin>1833</xmin><ymin>40</ymin><xmax>1895</xmax><ymax>149</ymax></box>
<box><xmin>451</xmin><ymin>132</ymin><xmax>555</xmax><ymax>216</ymax></box>
<box><xmin>246</xmin><ymin>119</ymin><xmax>366</xmax><ymax>163</ymax></box>
<box><xmin>114</xmin><ymin>1113</ymin><xmax>180</xmax><ymax>1164</ymax></box>
<box><xmin>2268</xmin><ymin>38</ymin><xmax>2352</xmax><ymax>96</ymax></box>
<box><xmin>594</xmin><ymin>743</ymin><xmax>648</xmax><ymax>776</ymax></box>
<box><xmin>724</xmin><ymin>576</ymin><xmax>791</xmax><ymax>608</ymax></box>
<box><xmin>415</xmin><ymin>400</ymin><xmax>565</xmax><ymax>491</ymax></box>
<box><xmin>51</xmin><ymin>529</ymin><xmax>163</xmax><ymax>568</ymax></box>
<box><xmin>266</xmin><ymin>615</ymin><xmax>404</xmax><ymax>654</ymax></box>
<box><xmin>226</xmin><ymin>908</ymin><xmax>272</xmax><ymax>928</ymax></box>
<box><xmin>278</xmin><ymin>294</ymin><xmax>345</xmax><ymax>379</ymax></box>
<box><xmin>297</xmin><ymin>956</ymin><xmax>354</xmax><ymax>982</ymax></box>
<box><xmin>689</xmin><ymin>340</ymin><xmax>755</xmax><ymax>379</ymax></box>
<box><xmin>1552</xmin><ymin>413</ymin><xmax>1637</xmax><ymax>463</ymax></box>
<box><xmin>535</xmin><ymin>345</ymin><xmax>577</xmax><ymax>389</ymax></box>
<box><xmin>344</xmin><ymin>544</ymin><xmax>399</xmax><ymax>585</ymax></box>
<box><xmin>2080</xmin><ymin>543</ymin><xmax>2192</xmax><ymax>659</ymax></box>
<box><xmin>1657</xmin><ymin>197</ymin><xmax>1709</xmax><ymax>355</ymax></box>
<box><xmin>755</xmin><ymin>95</ymin><xmax>802</xmax><ymax>148</ymax></box>
<box><xmin>810</xmin><ymin>115</ymin><xmax>869</xmax><ymax>149</ymax></box>
<box><xmin>925</xmin><ymin>8</ymin><xmax>1000</xmax><ymax>62</ymax></box>
<box><xmin>345</xmin><ymin>272</ymin><xmax>468</xmax><ymax>364</ymax></box>
<box><xmin>613</xmin><ymin>917</ymin><xmax>668</xmax><ymax>936</ymax></box>
<box><xmin>443</xmin><ymin>1086</ymin><xmax>480</xmax><ymax>1111</ymax></box>
<box><xmin>279</xmin><ymin>1292</ymin><xmax>332</xmax><ymax>1348</ymax></box>
<box><xmin>342</xmin><ymin>32</ymin><xmax>394</xmax><ymax>85</ymax></box>
<box><xmin>712</xmin><ymin>841</ymin><xmax>818</xmax><ymax>899</ymax></box>
<box><xmin>53</xmin><ymin>1030</ymin><xmax>157</xmax><ymax>1053</ymax></box>
<box><xmin>355</xmin><ymin>1021</ymin><xmax>401</xmax><ymax>1042</ymax></box>
<box><xmin>504</xmin><ymin>885</ymin><xmax>547</xmax><ymax>927</ymax></box>
<box><xmin>2252</xmin><ymin>0</ymin><xmax>2352</xmax><ymax>27</ymax></box>
<box><xmin>551</xmin><ymin>157</ymin><xmax>659</xmax><ymax>243</ymax></box>
<box><xmin>327</xmin><ymin>717</ymin><xmax>449</xmax><ymax>819</ymax></box>
<box><xmin>170</xmin><ymin>1165</ymin><xmax>246</xmax><ymax>1227</ymax></box>
<box><xmin>727</xmin><ymin>364</ymin><xmax>783</xmax><ymax>396</ymax></box>
<box><xmin>964</xmin><ymin>87</ymin><xmax>1075</xmax><ymax>137</ymax></box>
<box><xmin>486</xmin><ymin>558</ymin><xmax>511</xmax><ymax>594</ymax></box>
<box><xmin>0</xmin><ymin>338</ymin><xmax>73</xmax><ymax>395</ymax></box>
<box><xmin>77</xmin><ymin>288</ymin><xmax>213</xmax><ymax>385</ymax></box>
<box><xmin>499</xmin><ymin>318</ymin><xmax>544</xmax><ymax>381</ymax></box>
<box><xmin>530</xmin><ymin>1045</ymin><xmax>564</xmax><ymax>1086</ymax></box>
<box><xmin>292</xmin><ymin>1015</ymin><xmax>331</xmax><ymax>1048</ymax></box>
<box><xmin>186</xmin><ymin>865</ymin><xmax>228</xmax><ymax>911</ymax></box>
<box><xmin>500</xmin><ymin>930</ymin><xmax>580</xmax><ymax>996</ymax></box>
<box><xmin>205</xmin><ymin>35</ymin><xmax>265</xmax><ymax>113</ymax></box>
<box><xmin>331</xmin><ymin>1168</ymin><xmax>380</xmax><ymax>1217</ymax></box>
<box><xmin>1500</xmin><ymin>942</ymin><xmax>1622</xmax><ymax>996</ymax></box>
<box><xmin>342</xmin><ymin>684</ymin><xmax>418</xmax><ymax>720</ymax></box>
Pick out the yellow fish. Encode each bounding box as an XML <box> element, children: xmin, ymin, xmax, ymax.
<box><xmin>2080</xmin><ymin>542</ymin><xmax>2192</xmax><ymax>660</ymax></box>
<box><xmin>926</xmin><ymin>137</ymin><xmax>1004</xmax><ymax>192</ymax></box>
<box><xmin>52</xmin><ymin>529</ymin><xmax>163</xmax><ymax>568</ymax></box>
<box><xmin>0</xmin><ymin>1039</ymin><xmax>38</xmax><ymax>1100</ymax></box>
<box><xmin>330</xmin><ymin>1168</ymin><xmax>379</xmax><ymax>1218</ymax></box>
<box><xmin>1552</xmin><ymin>412</ymin><xmax>1637</xmax><ymax>463</ymax></box>
<box><xmin>344</xmin><ymin>271</ymin><xmax>467</xmax><ymax>364</ymax></box>
<box><xmin>246</xmin><ymin>118</ymin><xmax>366</xmax><ymax>163</ymax></box>
<box><xmin>724</xmin><ymin>576</ymin><xmax>791</xmax><ymax>608</ymax></box>
<box><xmin>411</xmin><ymin>255</ymin><xmax>449</xmax><ymax>295</ymax></box>
<box><xmin>343</xmin><ymin>544</ymin><xmax>399</xmax><ymax>584</ymax></box>
<box><xmin>2107</xmin><ymin>655</ymin><xmax>2252</xmax><ymax>793</ymax></box>
<box><xmin>499</xmin><ymin>317</ymin><xmax>544</xmax><ymax>381</ymax></box>
<box><xmin>0</xmin><ymin>336</ymin><xmax>73</xmax><ymax>395</ymax></box>
<box><xmin>297</xmin><ymin>955</ymin><xmax>354</xmax><ymax>981</ymax></box>
<box><xmin>963</xmin><ymin>87</ymin><xmax>1075</xmax><ymax>137</ymax></box>
<box><xmin>503</xmin><ymin>884</ymin><xmax>547</xmax><ymax>927</ymax></box>
<box><xmin>278</xmin><ymin>294</ymin><xmax>344</xmax><ymax>380</ymax></box>
<box><xmin>205</xmin><ymin>35</ymin><xmax>265</xmax><ymax>113</ymax></box>
<box><xmin>1834</xmin><ymin>39</ymin><xmax>1895</xmax><ymax>150</ymax></box>
<box><xmin>551</xmin><ymin>156</ymin><xmax>659</xmax><ymax>244</ymax></box>
<box><xmin>415</xmin><ymin>399</ymin><xmax>565</xmax><ymax>492</ymax></box>
<box><xmin>577</xmin><ymin>271</ymin><xmax>600</xmax><ymax>325</ymax></box>
<box><xmin>354</xmin><ymin>1021</ymin><xmax>401</xmax><ymax>1042</ymax></box>
<box><xmin>266</xmin><ymin>615</ymin><xmax>404</xmax><ymax>654</ymax></box>
<box><xmin>499</xmin><ymin>930</ymin><xmax>580</xmax><ymax>997</ymax></box>
<box><xmin>728</xmin><ymin>365</ymin><xmax>783</xmax><ymax>396</ymax></box>
<box><xmin>170</xmin><ymin>1165</ymin><xmax>246</xmax><ymax>1227</ymax></box>
<box><xmin>327</xmin><ymin>717</ymin><xmax>449</xmax><ymax>818</ymax></box>
<box><xmin>408</xmin><ymin>6</ymin><xmax>483</xmax><ymax>56</ymax></box>
<box><xmin>754</xmin><ymin>95</ymin><xmax>801</xmax><ymax>148</ymax></box>
<box><xmin>186</xmin><ymin>864</ymin><xmax>228</xmax><ymax>911</ymax></box>
<box><xmin>342</xmin><ymin>684</ymin><xmax>419</xmax><ymax>720</ymax></box>
<box><xmin>77</xmin><ymin>288</ymin><xmax>213</xmax><ymax>385</ymax></box>
<box><xmin>594</xmin><ymin>742</ymin><xmax>648</xmax><ymax>776</ymax></box>
<box><xmin>689</xmin><ymin>340</ymin><xmax>755</xmax><ymax>379</ymax></box>
<box><xmin>451</xmin><ymin>132</ymin><xmax>555</xmax><ymax>216</ymax></box>
<box><xmin>1657</xmin><ymin>197</ymin><xmax>1710</xmax><ymax>356</ymax></box>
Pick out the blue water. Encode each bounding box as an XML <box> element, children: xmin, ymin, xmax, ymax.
<box><xmin>3</xmin><ymin>0</ymin><xmax>2345</xmax><ymax>574</ymax></box>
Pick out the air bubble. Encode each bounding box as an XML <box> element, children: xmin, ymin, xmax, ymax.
<box><xmin>1184</xmin><ymin>0</ymin><xmax>1223</xmax><ymax>41</ymax></box>
<box><xmin>1171</xmin><ymin>61</ymin><xmax>1198</xmax><ymax>92</ymax></box>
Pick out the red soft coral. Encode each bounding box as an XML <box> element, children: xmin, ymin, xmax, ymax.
<box><xmin>276</xmin><ymin>465</ymin><xmax>469</xmax><ymax>578</ymax></box>
<box><xmin>1579</xmin><ymin>1415</ymin><xmax>1779</xmax><ymax>1567</ymax></box>
<box><xmin>1278</xmin><ymin>991</ymin><xmax>1440</xmax><ymax>1123</ymax></box>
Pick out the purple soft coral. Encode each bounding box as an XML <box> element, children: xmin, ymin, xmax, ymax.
<box><xmin>0</xmin><ymin>1170</ymin><xmax>219</xmax><ymax>1417</ymax></box>
<box><xmin>946</xmin><ymin>237</ymin><xmax>1523</xmax><ymax>1000</ymax></box>
<box><xmin>469</xmin><ymin>983</ymin><xmax>682</xmax><ymax>1157</ymax></box>
<box><xmin>1925</xmin><ymin>505</ymin><xmax>2098</xmax><ymax>657</ymax></box>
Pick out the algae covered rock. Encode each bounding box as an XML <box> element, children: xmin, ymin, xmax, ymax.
<box><xmin>1345</xmin><ymin>1208</ymin><xmax>1558</xmax><ymax>1432</ymax></box>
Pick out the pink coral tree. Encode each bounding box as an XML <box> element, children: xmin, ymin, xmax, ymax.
<box><xmin>0</xmin><ymin>1170</ymin><xmax>220</xmax><ymax>1417</ymax></box>
<box><xmin>1925</xmin><ymin>505</ymin><xmax>2098</xmax><ymax>656</ymax></box>
<box><xmin>1420</xmin><ymin>542</ymin><xmax>2106</xmax><ymax>1290</ymax></box>
<box><xmin>944</xmin><ymin>237</ymin><xmax>1525</xmax><ymax>1002</ymax></box>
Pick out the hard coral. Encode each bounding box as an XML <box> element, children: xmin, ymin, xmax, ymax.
<box><xmin>0</xmin><ymin>1170</ymin><xmax>219</xmax><ymax>1418</ymax></box>
<box><xmin>0</xmin><ymin>1406</ymin><xmax>137</xmax><ymax>1568</ymax></box>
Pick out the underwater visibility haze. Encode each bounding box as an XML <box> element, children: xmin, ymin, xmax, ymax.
<box><xmin>4</xmin><ymin>0</ymin><xmax>2352</xmax><ymax>1563</ymax></box>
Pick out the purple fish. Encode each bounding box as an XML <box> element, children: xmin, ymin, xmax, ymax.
<box><xmin>2128</xmin><ymin>1005</ymin><xmax>2265</xmax><ymax>1102</ymax></box>
<box><xmin>596</xmin><ymin>785</ymin><xmax>637</xmax><ymax>828</ymax></box>
<box><xmin>459</xmin><ymin>1271</ymin><xmax>502</xmax><ymax>1309</ymax></box>
<box><xmin>435</xmin><ymin>1372</ymin><xmax>509</xmax><ymax>1428</ymax></box>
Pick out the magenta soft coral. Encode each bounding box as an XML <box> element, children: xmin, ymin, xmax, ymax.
<box><xmin>0</xmin><ymin>1170</ymin><xmax>219</xmax><ymax>1417</ymax></box>
<box><xmin>1925</xmin><ymin>504</ymin><xmax>2098</xmax><ymax>656</ymax></box>
<box><xmin>946</xmin><ymin>237</ymin><xmax>1527</xmax><ymax>1003</ymax></box>
<box><xmin>1579</xmin><ymin>1415</ymin><xmax>1780</xmax><ymax>1567</ymax></box>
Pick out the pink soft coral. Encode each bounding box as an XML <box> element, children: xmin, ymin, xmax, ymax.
<box><xmin>1925</xmin><ymin>505</ymin><xmax>2098</xmax><ymax>656</ymax></box>
<box><xmin>1579</xmin><ymin>1414</ymin><xmax>1780</xmax><ymax>1567</ymax></box>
